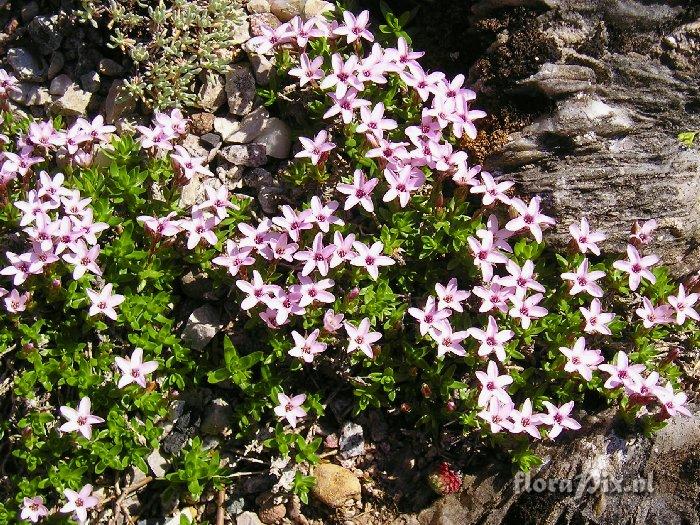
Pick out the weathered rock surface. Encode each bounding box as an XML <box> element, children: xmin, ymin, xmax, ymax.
<box><xmin>219</xmin><ymin>144</ymin><xmax>268</xmax><ymax>167</ymax></box>
<box><xmin>311</xmin><ymin>463</ymin><xmax>361</xmax><ymax>508</ymax></box>
<box><xmin>474</xmin><ymin>0</ymin><xmax>700</xmax><ymax>278</ymax></box>
<box><xmin>226</xmin><ymin>64</ymin><xmax>257</xmax><ymax>116</ymax></box>
<box><xmin>7</xmin><ymin>48</ymin><xmax>45</xmax><ymax>82</ymax></box>
<box><xmin>181</xmin><ymin>305</ymin><xmax>223</xmax><ymax>351</ymax></box>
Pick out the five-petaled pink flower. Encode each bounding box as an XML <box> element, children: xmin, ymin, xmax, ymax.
<box><xmin>478</xmin><ymin>398</ymin><xmax>514</xmax><ymax>433</ymax></box>
<box><xmin>60</xmin><ymin>484</ymin><xmax>99</xmax><ymax>524</ymax></box>
<box><xmin>274</xmin><ymin>392</ymin><xmax>307</xmax><ymax>428</ymax></box>
<box><xmin>468</xmin><ymin>315</ymin><xmax>514</xmax><ymax>362</ymax></box>
<box><xmin>337</xmin><ymin>169</ymin><xmax>378</xmax><ymax>212</ymax></box>
<box><xmin>350</xmin><ymin>240</ymin><xmax>394</xmax><ymax>280</ymax></box>
<box><xmin>667</xmin><ymin>284</ymin><xmax>699</xmax><ymax>325</ymax></box>
<box><xmin>509</xmin><ymin>399</ymin><xmax>543</xmax><ymax>439</ymax></box>
<box><xmin>289</xmin><ymin>329</ymin><xmax>327</xmax><ymax>363</ymax></box>
<box><xmin>475</xmin><ymin>361</ymin><xmax>513</xmax><ymax>407</ymax></box>
<box><xmin>323</xmin><ymin>309</ymin><xmax>345</xmax><ymax>333</ymax></box>
<box><xmin>59</xmin><ymin>397</ymin><xmax>104</xmax><ymax>440</ymax></box>
<box><xmin>21</xmin><ymin>496</ymin><xmax>49</xmax><ymax>523</ymax></box>
<box><xmin>598</xmin><ymin>351</ymin><xmax>646</xmax><ymax>390</ymax></box>
<box><xmin>559</xmin><ymin>337</ymin><xmax>604</xmax><ymax>381</ymax></box>
<box><xmin>296</xmin><ymin>130</ymin><xmax>336</xmax><ymax>166</ymax></box>
<box><xmin>654</xmin><ymin>382</ymin><xmax>691</xmax><ymax>417</ymax></box>
<box><xmin>539</xmin><ymin>401</ymin><xmax>581</xmax><ymax>439</ymax></box>
<box><xmin>435</xmin><ymin>278</ymin><xmax>470</xmax><ymax>312</ymax></box>
<box><xmin>294</xmin><ymin>232</ymin><xmax>336</xmax><ymax>276</ymax></box>
<box><xmin>506</xmin><ymin>197</ymin><xmax>556</xmax><ymax>243</ymax></box>
<box><xmin>580</xmin><ymin>298</ymin><xmax>615</xmax><ymax>335</ymax></box>
<box><xmin>612</xmin><ymin>244</ymin><xmax>658</xmax><ymax>291</ymax></box>
<box><xmin>86</xmin><ymin>283</ymin><xmax>125</xmax><ymax>320</ymax></box>
<box><xmin>333</xmin><ymin>9</ymin><xmax>374</xmax><ymax>44</ymax></box>
<box><xmin>508</xmin><ymin>292</ymin><xmax>548</xmax><ymax>329</ymax></box>
<box><xmin>115</xmin><ymin>347</ymin><xmax>159</xmax><ymax>388</ymax></box>
<box><xmin>569</xmin><ymin>217</ymin><xmax>606</xmax><ymax>256</ymax></box>
<box><xmin>561</xmin><ymin>258</ymin><xmax>606</xmax><ymax>297</ymax></box>
<box><xmin>344</xmin><ymin>317</ymin><xmax>382</xmax><ymax>358</ymax></box>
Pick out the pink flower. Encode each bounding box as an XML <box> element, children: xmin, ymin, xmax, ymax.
<box><xmin>580</xmin><ymin>298</ymin><xmax>615</xmax><ymax>335</ymax></box>
<box><xmin>274</xmin><ymin>392</ymin><xmax>307</xmax><ymax>428</ymax></box>
<box><xmin>329</xmin><ymin>232</ymin><xmax>356</xmax><ymax>268</ymax></box>
<box><xmin>181</xmin><ymin>214</ymin><xmax>218</xmax><ymax>249</ymax></box>
<box><xmin>472</xmin><ymin>282</ymin><xmax>514</xmax><ymax>313</ymax></box>
<box><xmin>333</xmin><ymin>9</ymin><xmax>374</xmax><ymax>44</ymax></box>
<box><xmin>344</xmin><ymin>317</ymin><xmax>382</xmax><ymax>358</ymax></box>
<box><xmin>453</xmin><ymin>163</ymin><xmax>482</xmax><ymax>186</ymax></box>
<box><xmin>635</xmin><ymin>297</ymin><xmax>674</xmax><ymax>328</ymax></box>
<box><xmin>654</xmin><ymin>382</ymin><xmax>691</xmax><ymax>417</ymax></box>
<box><xmin>561</xmin><ymin>258</ymin><xmax>606</xmax><ymax>297</ymax></box>
<box><xmin>263</xmin><ymin>233</ymin><xmax>298</xmax><ymax>262</ymax></box>
<box><xmin>468</xmin><ymin>315</ymin><xmax>514</xmax><ymax>362</ymax></box>
<box><xmin>195</xmin><ymin>185</ymin><xmax>236</xmax><ymax>220</ymax></box>
<box><xmin>356</xmin><ymin>102</ymin><xmax>398</xmax><ymax>139</ymax></box>
<box><xmin>294</xmin><ymin>232</ymin><xmax>336</xmax><ymax>276</ymax></box>
<box><xmin>509</xmin><ymin>399</ymin><xmax>543</xmax><ymax>439</ymax></box>
<box><xmin>308</xmin><ymin>196</ymin><xmax>343</xmax><ymax>232</ymax></box>
<box><xmin>59</xmin><ymin>397</ymin><xmax>104</xmax><ymax>440</ymax></box>
<box><xmin>0</xmin><ymin>68</ymin><xmax>21</xmax><ymax>98</ymax></box>
<box><xmin>403</xmin><ymin>63</ymin><xmax>445</xmax><ymax>101</ymax></box>
<box><xmin>429</xmin><ymin>321</ymin><xmax>470</xmax><ymax>357</ymax></box>
<box><xmin>236</xmin><ymin>270</ymin><xmax>278</xmax><ymax>310</ymax></box>
<box><xmin>239</xmin><ymin>220</ymin><xmax>273</xmax><ymax>252</ymax></box>
<box><xmin>450</xmin><ymin>92</ymin><xmax>486</xmax><ymax>140</ymax></box>
<box><xmin>296</xmin><ymin>130</ymin><xmax>336</xmax><ymax>165</ymax></box>
<box><xmin>470</xmin><ymin>172</ymin><xmax>513</xmax><ymax>206</ymax></box>
<box><xmin>21</xmin><ymin>496</ymin><xmax>49</xmax><ymax>523</ymax></box>
<box><xmin>598</xmin><ymin>351</ymin><xmax>645</xmax><ymax>390</ymax></box>
<box><xmin>505</xmin><ymin>197</ymin><xmax>556</xmax><ymax>243</ymax></box>
<box><xmin>559</xmin><ymin>337</ymin><xmax>604</xmax><ymax>381</ymax></box>
<box><xmin>337</xmin><ymin>169</ymin><xmax>378</xmax><ymax>212</ymax></box>
<box><xmin>15</xmin><ymin>190</ymin><xmax>58</xmax><ymax>226</ymax></box>
<box><xmin>630</xmin><ymin>219</ymin><xmax>657</xmax><ymax>245</ymax></box>
<box><xmin>508</xmin><ymin>292</ymin><xmax>548</xmax><ymax>329</ymax></box>
<box><xmin>467</xmin><ymin>231</ymin><xmax>508</xmax><ymax>282</ymax></box>
<box><xmin>289</xmin><ymin>329</ymin><xmax>327</xmax><ymax>363</ymax></box>
<box><xmin>477</xmin><ymin>214</ymin><xmax>514</xmax><ymax>253</ymax></box>
<box><xmin>323</xmin><ymin>309</ymin><xmax>345</xmax><ymax>333</ymax></box>
<box><xmin>115</xmin><ymin>347</ymin><xmax>159</xmax><ymax>388</ymax></box>
<box><xmin>86</xmin><ymin>283</ymin><xmax>125</xmax><ymax>320</ymax></box>
<box><xmin>626</xmin><ymin>371</ymin><xmax>659</xmax><ymax>399</ymax></box>
<box><xmin>1</xmin><ymin>251</ymin><xmax>43</xmax><ymax>285</ymax></box>
<box><xmin>612</xmin><ymin>244</ymin><xmax>659</xmax><ymax>291</ymax></box>
<box><xmin>495</xmin><ymin>259</ymin><xmax>544</xmax><ymax>294</ymax></box>
<box><xmin>267</xmin><ymin>290</ymin><xmax>305</xmax><ymax>325</ymax></box>
<box><xmin>37</xmin><ymin>171</ymin><xmax>69</xmax><ymax>202</ymax></box>
<box><xmin>385</xmin><ymin>37</ymin><xmax>424</xmax><ymax>71</ymax></box>
<box><xmin>475</xmin><ymin>361</ymin><xmax>513</xmax><ymax>407</ymax></box>
<box><xmin>323</xmin><ymin>88</ymin><xmax>371</xmax><ymax>124</ymax></box>
<box><xmin>249</xmin><ymin>23</ymin><xmax>291</xmax><ymax>54</ymax></box>
<box><xmin>289</xmin><ymin>53</ymin><xmax>325</xmax><ymax>86</ymax></box>
<box><xmin>78</xmin><ymin>114</ymin><xmax>116</xmax><ymax>143</ymax></box>
<box><xmin>62</xmin><ymin>240</ymin><xmax>102</xmax><ymax>279</ymax></box>
<box><xmin>667</xmin><ymin>284</ymin><xmax>699</xmax><ymax>324</ymax></box>
<box><xmin>357</xmin><ymin>43</ymin><xmax>390</xmax><ymax>84</ymax></box>
<box><xmin>569</xmin><ymin>217</ymin><xmax>606</xmax><ymax>256</ymax></box>
<box><xmin>212</xmin><ymin>241</ymin><xmax>255</xmax><ymax>276</ymax></box>
<box><xmin>288</xmin><ymin>16</ymin><xmax>324</xmax><ymax>47</ymax></box>
<box><xmin>408</xmin><ymin>296</ymin><xmax>452</xmax><ymax>336</ymax></box>
<box><xmin>539</xmin><ymin>401</ymin><xmax>581</xmax><ymax>439</ymax></box>
<box><xmin>60</xmin><ymin>484</ymin><xmax>99</xmax><ymax>524</ymax></box>
<box><xmin>172</xmin><ymin>146</ymin><xmax>212</xmax><ymax>182</ymax></box>
<box><xmin>320</xmin><ymin>54</ymin><xmax>362</xmax><ymax>97</ymax></box>
<box><xmin>478</xmin><ymin>398</ymin><xmax>514</xmax><ymax>433</ymax></box>
<box><xmin>290</xmin><ymin>275</ymin><xmax>335</xmax><ymax>307</ymax></box>
<box><xmin>272</xmin><ymin>205</ymin><xmax>313</xmax><ymax>242</ymax></box>
<box><xmin>382</xmin><ymin>165</ymin><xmax>422</xmax><ymax>207</ymax></box>
<box><xmin>350</xmin><ymin>240</ymin><xmax>394</xmax><ymax>280</ymax></box>
<box><xmin>435</xmin><ymin>278</ymin><xmax>470</xmax><ymax>312</ymax></box>
<box><xmin>137</xmin><ymin>212</ymin><xmax>181</xmax><ymax>238</ymax></box>
<box><xmin>70</xmin><ymin>210</ymin><xmax>109</xmax><ymax>245</ymax></box>
<box><xmin>4</xmin><ymin>289</ymin><xmax>29</xmax><ymax>313</ymax></box>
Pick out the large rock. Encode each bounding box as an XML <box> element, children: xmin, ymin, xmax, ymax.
<box><xmin>198</xmin><ymin>74</ymin><xmax>227</xmax><ymax>112</ymax></box>
<box><xmin>218</xmin><ymin>107</ymin><xmax>270</xmax><ymax>144</ymax></box>
<box><xmin>7</xmin><ymin>48</ymin><xmax>45</xmax><ymax>82</ymax></box>
<box><xmin>474</xmin><ymin>0</ymin><xmax>700</xmax><ymax>277</ymax></box>
<box><xmin>225</xmin><ymin>64</ymin><xmax>257</xmax><ymax>116</ymax></box>
<box><xmin>270</xmin><ymin>0</ymin><xmax>305</xmax><ymax>21</ymax></box>
<box><xmin>51</xmin><ymin>85</ymin><xmax>93</xmax><ymax>116</ymax></box>
<box><xmin>182</xmin><ymin>305</ymin><xmax>223</xmax><ymax>351</ymax></box>
<box><xmin>254</xmin><ymin>117</ymin><xmax>291</xmax><ymax>158</ymax></box>
<box><xmin>27</xmin><ymin>14</ymin><xmax>63</xmax><ymax>55</ymax></box>
<box><xmin>311</xmin><ymin>463</ymin><xmax>361</xmax><ymax>508</ymax></box>
<box><xmin>218</xmin><ymin>144</ymin><xmax>267</xmax><ymax>167</ymax></box>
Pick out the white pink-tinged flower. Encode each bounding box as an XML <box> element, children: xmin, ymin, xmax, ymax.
<box><xmin>323</xmin><ymin>88</ymin><xmax>371</xmax><ymax>124</ymax></box>
<box><xmin>477</xmin><ymin>214</ymin><xmax>514</xmax><ymax>253</ymax></box>
<box><xmin>337</xmin><ymin>169</ymin><xmax>378</xmax><ymax>212</ymax></box>
<box><xmin>323</xmin><ymin>309</ymin><xmax>345</xmax><ymax>333</ymax></box>
<box><xmin>350</xmin><ymin>240</ymin><xmax>394</xmax><ymax>280</ymax></box>
<box><xmin>59</xmin><ymin>397</ymin><xmax>104</xmax><ymax>439</ymax></box>
<box><xmin>212</xmin><ymin>241</ymin><xmax>255</xmax><ymax>276</ymax></box>
<box><xmin>137</xmin><ymin>212</ymin><xmax>181</xmax><ymax>238</ymax></box>
<box><xmin>290</xmin><ymin>275</ymin><xmax>335</xmax><ymax>307</ymax></box>
<box><xmin>382</xmin><ymin>165</ymin><xmax>423</xmax><ymax>207</ymax></box>
<box><xmin>569</xmin><ymin>217</ymin><xmax>606</xmax><ymax>256</ymax></box>
<box><xmin>470</xmin><ymin>172</ymin><xmax>513</xmax><ymax>206</ymax></box>
<box><xmin>408</xmin><ymin>296</ymin><xmax>452</xmax><ymax>336</ymax></box>
<box><xmin>296</xmin><ymin>130</ymin><xmax>336</xmax><ymax>165</ymax></box>
<box><xmin>239</xmin><ymin>220</ymin><xmax>273</xmax><ymax>252</ymax></box>
<box><xmin>508</xmin><ymin>292</ymin><xmax>548</xmax><ymax>329</ymax></box>
<box><xmin>403</xmin><ymin>63</ymin><xmax>445</xmax><ymax>101</ymax></box>
<box><xmin>70</xmin><ymin>210</ymin><xmax>108</xmax><ymax>245</ymax></box>
<box><xmin>294</xmin><ymin>232</ymin><xmax>336</xmax><ymax>276</ymax></box>
<box><xmin>181</xmin><ymin>213</ymin><xmax>218</xmax><ymax>249</ymax></box>
<box><xmin>1</xmin><ymin>251</ymin><xmax>43</xmax><ymax>285</ymax></box>
<box><xmin>4</xmin><ymin>289</ymin><xmax>29</xmax><ymax>313</ymax></box>
<box><xmin>385</xmin><ymin>36</ymin><xmax>424</xmax><ymax>71</ymax></box>
<box><xmin>15</xmin><ymin>190</ymin><xmax>58</xmax><ymax>226</ymax></box>
<box><xmin>625</xmin><ymin>371</ymin><xmax>660</xmax><ymax>399</ymax></box>
<box><xmin>654</xmin><ymin>382</ymin><xmax>691</xmax><ymax>417</ymax></box>
<box><xmin>195</xmin><ymin>185</ymin><xmax>236</xmax><ymax>220</ymax></box>
<box><xmin>468</xmin><ymin>315</ymin><xmax>514</xmax><ymax>362</ymax></box>
<box><xmin>115</xmin><ymin>347</ymin><xmax>159</xmax><ymax>388</ymax></box>
<box><xmin>333</xmin><ymin>9</ymin><xmax>374</xmax><ymax>44</ymax></box>
<box><xmin>274</xmin><ymin>392</ymin><xmax>307</xmax><ymax>428</ymax></box>
<box><xmin>598</xmin><ymin>351</ymin><xmax>645</xmax><ymax>390</ymax></box>
<box><xmin>236</xmin><ymin>270</ymin><xmax>278</xmax><ymax>310</ymax></box>
<box><xmin>435</xmin><ymin>278</ymin><xmax>470</xmax><ymax>312</ymax></box>
<box><xmin>60</xmin><ymin>484</ymin><xmax>99</xmax><ymax>524</ymax></box>
<box><xmin>308</xmin><ymin>196</ymin><xmax>343</xmax><ymax>233</ymax></box>
<box><xmin>320</xmin><ymin>54</ymin><xmax>362</xmax><ymax>97</ymax></box>
<box><xmin>62</xmin><ymin>240</ymin><xmax>102</xmax><ymax>280</ymax></box>
<box><xmin>78</xmin><ymin>114</ymin><xmax>116</xmax><ymax>143</ymax></box>
<box><xmin>21</xmin><ymin>496</ymin><xmax>48</xmax><ymax>523</ymax></box>
<box><xmin>0</xmin><ymin>68</ymin><xmax>21</xmax><ymax>98</ymax></box>
<box><xmin>467</xmin><ymin>231</ymin><xmax>508</xmax><ymax>282</ymax></box>
<box><xmin>509</xmin><ymin>399</ymin><xmax>543</xmax><ymax>439</ymax></box>
<box><xmin>612</xmin><ymin>244</ymin><xmax>658</xmax><ymax>291</ymax></box>
<box><xmin>249</xmin><ymin>23</ymin><xmax>292</xmax><ymax>54</ymax></box>
<box><xmin>429</xmin><ymin>321</ymin><xmax>469</xmax><ymax>357</ymax></box>
<box><xmin>472</xmin><ymin>282</ymin><xmax>514</xmax><ymax>314</ymax></box>
<box><xmin>561</xmin><ymin>258</ymin><xmax>606</xmax><ymax>297</ymax></box>
<box><xmin>329</xmin><ymin>232</ymin><xmax>356</xmax><ymax>268</ymax></box>
<box><xmin>667</xmin><ymin>284</ymin><xmax>699</xmax><ymax>325</ymax></box>
<box><xmin>289</xmin><ymin>329</ymin><xmax>327</xmax><ymax>363</ymax></box>
<box><xmin>580</xmin><ymin>298</ymin><xmax>615</xmax><ymax>335</ymax></box>
<box><xmin>559</xmin><ymin>337</ymin><xmax>604</xmax><ymax>381</ymax></box>
<box><xmin>478</xmin><ymin>398</ymin><xmax>514</xmax><ymax>433</ymax></box>
<box><xmin>267</xmin><ymin>290</ymin><xmax>305</xmax><ymax>325</ymax></box>
<box><xmin>264</xmin><ymin>233</ymin><xmax>298</xmax><ymax>262</ymax></box>
<box><xmin>37</xmin><ymin>171</ymin><xmax>69</xmax><ymax>202</ymax></box>
<box><xmin>272</xmin><ymin>206</ymin><xmax>313</xmax><ymax>242</ymax></box>
<box><xmin>288</xmin><ymin>16</ymin><xmax>325</xmax><ymax>47</ymax></box>
<box><xmin>635</xmin><ymin>297</ymin><xmax>674</xmax><ymax>328</ymax></box>
<box><xmin>289</xmin><ymin>53</ymin><xmax>325</xmax><ymax>86</ymax></box>
<box><xmin>87</xmin><ymin>283</ymin><xmax>125</xmax><ymax>320</ymax></box>
<box><xmin>540</xmin><ymin>401</ymin><xmax>581</xmax><ymax>439</ymax></box>
<box><xmin>475</xmin><ymin>361</ymin><xmax>513</xmax><ymax>407</ymax></box>
<box><xmin>630</xmin><ymin>219</ymin><xmax>657</xmax><ymax>245</ymax></box>
<box><xmin>506</xmin><ymin>197</ymin><xmax>556</xmax><ymax>243</ymax></box>
<box><xmin>495</xmin><ymin>259</ymin><xmax>544</xmax><ymax>295</ymax></box>
<box><xmin>344</xmin><ymin>317</ymin><xmax>382</xmax><ymax>358</ymax></box>
<box><xmin>356</xmin><ymin>102</ymin><xmax>397</xmax><ymax>139</ymax></box>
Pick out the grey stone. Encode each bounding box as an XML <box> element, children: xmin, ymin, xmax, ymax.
<box><xmin>221</xmin><ymin>107</ymin><xmax>270</xmax><ymax>144</ymax></box>
<box><xmin>180</xmin><ymin>133</ymin><xmax>208</xmax><ymax>159</ymax></box>
<box><xmin>47</xmin><ymin>51</ymin><xmax>64</xmax><ymax>80</ymax></box>
<box><xmin>182</xmin><ymin>305</ymin><xmax>223</xmax><ymax>351</ymax></box>
<box><xmin>98</xmin><ymin>58</ymin><xmax>125</xmax><ymax>77</ymax></box>
<box><xmin>10</xmin><ymin>83</ymin><xmax>50</xmax><ymax>106</ymax></box>
<box><xmin>250</xmin><ymin>53</ymin><xmax>274</xmax><ymax>85</ymax></box>
<box><xmin>7</xmin><ymin>48</ymin><xmax>45</xmax><ymax>82</ymax></box>
<box><xmin>231</xmin><ymin>19</ymin><xmax>252</xmax><ymax>46</ymax></box>
<box><xmin>200</xmin><ymin>398</ymin><xmax>233</xmax><ymax>435</ymax></box>
<box><xmin>338</xmin><ymin>421</ymin><xmax>365</xmax><ymax>458</ymax></box>
<box><xmin>243</xmin><ymin>167</ymin><xmax>274</xmax><ymax>190</ymax></box>
<box><xmin>49</xmin><ymin>74</ymin><xmax>72</xmax><ymax>96</ymax></box>
<box><xmin>247</xmin><ymin>0</ymin><xmax>271</xmax><ymax>13</ymax></box>
<box><xmin>216</xmin><ymin>165</ymin><xmax>245</xmax><ymax>187</ymax></box>
<box><xmin>201</xmin><ymin>133</ymin><xmax>222</xmax><ymax>149</ymax></box>
<box><xmin>249</xmin><ymin>13</ymin><xmax>282</xmax><ymax>37</ymax></box>
<box><xmin>304</xmin><ymin>0</ymin><xmax>334</xmax><ymax>18</ymax></box>
<box><xmin>254</xmin><ymin>117</ymin><xmax>291</xmax><ymax>158</ymax></box>
<box><xmin>146</xmin><ymin>448</ymin><xmax>169</xmax><ymax>478</ymax></box>
<box><xmin>28</xmin><ymin>15</ymin><xmax>63</xmax><ymax>55</ymax></box>
<box><xmin>105</xmin><ymin>80</ymin><xmax>137</xmax><ymax>123</ymax></box>
<box><xmin>517</xmin><ymin>63</ymin><xmax>596</xmax><ymax>97</ymax></box>
<box><xmin>51</xmin><ymin>85</ymin><xmax>93</xmax><ymax>116</ymax></box>
<box><xmin>21</xmin><ymin>1</ymin><xmax>39</xmax><ymax>22</ymax></box>
<box><xmin>270</xmin><ymin>0</ymin><xmax>305</xmax><ymax>21</ymax></box>
<box><xmin>214</xmin><ymin>116</ymin><xmax>241</xmax><ymax>141</ymax></box>
<box><xmin>80</xmin><ymin>71</ymin><xmax>101</xmax><ymax>93</ymax></box>
<box><xmin>218</xmin><ymin>143</ymin><xmax>267</xmax><ymax>167</ymax></box>
<box><xmin>257</xmin><ymin>185</ymin><xmax>287</xmax><ymax>214</ymax></box>
<box><xmin>225</xmin><ymin>64</ymin><xmax>256</xmax><ymax>116</ymax></box>
<box><xmin>198</xmin><ymin>74</ymin><xmax>227</xmax><ymax>112</ymax></box>
<box><xmin>237</xmin><ymin>512</ymin><xmax>263</xmax><ymax>525</ymax></box>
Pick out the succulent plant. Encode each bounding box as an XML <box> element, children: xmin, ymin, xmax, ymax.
<box><xmin>428</xmin><ymin>462</ymin><xmax>463</xmax><ymax>495</ymax></box>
